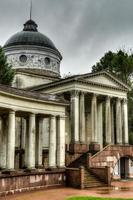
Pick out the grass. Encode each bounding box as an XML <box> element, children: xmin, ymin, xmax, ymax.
<box><xmin>66</xmin><ymin>197</ymin><xmax>133</xmax><ymax>200</ymax></box>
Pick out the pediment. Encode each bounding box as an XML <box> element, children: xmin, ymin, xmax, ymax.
<box><xmin>78</xmin><ymin>72</ymin><xmax>129</xmax><ymax>90</ymax></box>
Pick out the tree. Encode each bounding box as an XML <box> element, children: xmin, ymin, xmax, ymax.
<box><xmin>91</xmin><ymin>49</ymin><xmax>133</xmax><ymax>144</ymax></box>
<box><xmin>0</xmin><ymin>46</ymin><xmax>15</xmax><ymax>85</ymax></box>
<box><xmin>92</xmin><ymin>50</ymin><xmax>133</xmax><ymax>85</ymax></box>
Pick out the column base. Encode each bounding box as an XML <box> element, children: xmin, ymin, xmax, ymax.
<box><xmin>35</xmin><ymin>165</ymin><xmax>44</xmax><ymax>169</ymax></box>
<box><xmin>2</xmin><ymin>169</ymin><xmax>16</xmax><ymax>175</ymax></box>
<box><xmin>69</xmin><ymin>143</ymin><xmax>89</xmax><ymax>154</ymax></box>
<box><xmin>48</xmin><ymin>167</ymin><xmax>58</xmax><ymax>171</ymax></box>
<box><xmin>89</xmin><ymin>143</ymin><xmax>100</xmax><ymax>154</ymax></box>
<box><xmin>57</xmin><ymin>166</ymin><xmax>66</xmax><ymax>170</ymax></box>
<box><xmin>24</xmin><ymin>168</ymin><xmax>36</xmax><ymax>173</ymax></box>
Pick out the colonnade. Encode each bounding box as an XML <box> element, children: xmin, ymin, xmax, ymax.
<box><xmin>0</xmin><ymin>111</ymin><xmax>65</xmax><ymax>171</ymax></box>
<box><xmin>70</xmin><ymin>91</ymin><xmax>129</xmax><ymax>147</ymax></box>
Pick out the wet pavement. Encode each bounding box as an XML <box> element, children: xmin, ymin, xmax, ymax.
<box><xmin>1</xmin><ymin>180</ymin><xmax>133</xmax><ymax>200</ymax></box>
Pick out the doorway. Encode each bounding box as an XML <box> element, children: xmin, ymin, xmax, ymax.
<box><xmin>120</xmin><ymin>157</ymin><xmax>129</xmax><ymax>179</ymax></box>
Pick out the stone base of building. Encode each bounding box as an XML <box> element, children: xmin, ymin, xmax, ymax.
<box><xmin>69</xmin><ymin>143</ymin><xmax>89</xmax><ymax>154</ymax></box>
<box><xmin>89</xmin><ymin>143</ymin><xmax>100</xmax><ymax>154</ymax></box>
<box><xmin>0</xmin><ymin>169</ymin><xmax>66</xmax><ymax>196</ymax></box>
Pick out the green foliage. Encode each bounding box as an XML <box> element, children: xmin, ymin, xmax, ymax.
<box><xmin>92</xmin><ymin>49</ymin><xmax>133</xmax><ymax>144</ymax></box>
<box><xmin>67</xmin><ymin>197</ymin><xmax>133</xmax><ymax>200</ymax></box>
<box><xmin>92</xmin><ymin>50</ymin><xmax>133</xmax><ymax>85</ymax></box>
<box><xmin>0</xmin><ymin>46</ymin><xmax>15</xmax><ymax>85</ymax></box>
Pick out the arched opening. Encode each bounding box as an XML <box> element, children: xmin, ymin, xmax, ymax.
<box><xmin>120</xmin><ymin>157</ymin><xmax>129</xmax><ymax>179</ymax></box>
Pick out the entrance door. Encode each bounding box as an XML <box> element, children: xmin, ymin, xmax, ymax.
<box><xmin>120</xmin><ymin>157</ymin><xmax>129</xmax><ymax>179</ymax></box>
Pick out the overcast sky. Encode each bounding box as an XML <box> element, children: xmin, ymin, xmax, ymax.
<box><xmin>0</xmin><ymin>0</ymin><xmax>133</xmax><ymax>75</ymax></box>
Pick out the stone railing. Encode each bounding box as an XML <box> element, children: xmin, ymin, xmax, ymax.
<box><xmin>66</xmin><ymin>167</ymin><xmax>84</xmax><ymax>189</ymax></box>
<box><xmin>89</xmin><ymin>166</ymin><xmax>111</xmax><ymax>185</ymax></box>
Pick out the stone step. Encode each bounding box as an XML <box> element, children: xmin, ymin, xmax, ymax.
<box><xmin>84</xmin><ymin>169</ymin><xmax>106</xmax><ymax>188</ymax></box>
<box><xmin>84</xmin><ymin>183</ymin><xmax>105</xmax><ymax>188</ymax></box>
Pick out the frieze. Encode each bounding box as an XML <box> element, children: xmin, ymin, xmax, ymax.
<box><xmin>7</xmin><ymin>53</ymin><xmax>60</xmax><ymax>74</ymax></box>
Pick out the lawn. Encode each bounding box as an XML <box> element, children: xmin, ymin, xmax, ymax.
<box><xmin>66</xmin><ymin>197</ymin><xmax>133</xmax><ymax>200</ymax></box>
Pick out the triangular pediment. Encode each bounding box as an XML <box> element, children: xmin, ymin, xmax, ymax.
<box><xmin>77</xmin><ymin>71</ymin><xmax>129</xmax><ymax>90</ymax></box>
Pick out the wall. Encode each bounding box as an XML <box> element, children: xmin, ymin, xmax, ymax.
<box><xmin>129</xmin><ymin>159</ymin><xmax>133</xmax><ymax>178</ymax></box>
<box><xmin>90</xmin><ymin>166</ymin><xmax>111</xmax><ymax>185</ymax></box>
<box><xmin>66</xmin><ymin>168</ymin><xmax>81</xmax><ymax>188</ymax></box>
<box><xmin>14</xmin><ymin>73</ymin><xmax>53</xmax><ymax>88</ymax></box>
<box><xmin>0</xmin><ymin>170</ymin><xmax>65</xmax><ymax>196</ymax></box>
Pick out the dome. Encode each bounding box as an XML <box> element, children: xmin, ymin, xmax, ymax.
<box><xmin>4</xmin><ymin>20</ymin><xmax>59</xmax><ymax>53</ymax></box>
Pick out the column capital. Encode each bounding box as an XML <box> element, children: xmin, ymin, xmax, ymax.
<box><xmin>80</xmin><ymin>91</ymin><xmax>86</xmax><ymax>96</ymax></box>
<box><xmin>70</xmin><ymin>90</ymin><xmax>80</xmax><ymax>98</ymax></box>
<box><xmin>91</xmin><ymin>93</ymin><xmax>98</xmax><ymax>101</ymax></box>
<box><xmin>91</xmin><ymin>93</ymin><xmax>99</xmax><ymax>99</ymax></box>
<box><xmin>29</xmin><ymin>112</ymin><xmax>35</xmax><ymax>117</ymax></box>
<box><xmin>57</xmin><ymin>115</ymin><xmax>66</xmax><ymax>120</ymax></box>
<box><xmin>122</xmin><ymin>98</ymin><xmax>128</xmax><ymax>104</ymax></box>
<box><xmin>50</xmin><ymin>114</ymin><xmax>56</xmax><ymax>119</ymax></box>
<box><xmin>9</xmin><ymin>110</ymin><xmax>15</xmax><ymax>114</ymax></box>
<box><xmin>116</xmin><ymin>97</ymin><xmax>123</xmax><ymax>102</ymax></box>
<box><xmin>106</xmin><ymin>96</ymin><xmax>111</xmax><ymax>101</ymax></box>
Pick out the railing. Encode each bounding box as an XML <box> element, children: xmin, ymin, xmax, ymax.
<box><xmin>66</xmin><ymin>167</ymin><xmax>85</xmax><ymax>189</ymax></box>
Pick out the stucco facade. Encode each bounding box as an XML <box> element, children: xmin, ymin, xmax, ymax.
<box><xmin>0</xmin><ymin>18</ymin><xmax>132</xmax><ymax>195</ymax></box>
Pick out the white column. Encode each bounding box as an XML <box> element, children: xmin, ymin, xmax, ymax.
<box><xmin>6</xmin><ymin>110</ymin><xmax>16</xmax><ymax>170</ymax></box>
<box><xmin>27</xmin><ymin>113</ymin><xmax>36</xmax><ymax>169</ymax></box>
<box><xmin>0</xmin><ymin>116</ymin><xmax>7</xmax><ymax>169</ymax></box>
<box><xmin>70</xmin><ymin>90</ymin><xmax>79</xmax><ymax>143</ymax></box>
<box><xmin>97</xmin><ymin>102</ymin><xmax>103</xmax><ymax>149</ymax></box>
<box><xmin>25</xmin><ymin>118</ymin><xmax>29</xmax><ymax>168</ymax></box>
<box><xmin>105</xmin><ymin>96</ymin><xmax>112</xmax><ymax>144</ymax></box>
<box><xmin>48</xmin><ymin>115</ymin><xmax>56</xmax><ymax>168</ymax></box>
<box><xmin>91</xmin><ymin>94</ymin><xmax>98</xmax><ymax>143</ymax></box>
<box><xmin>122</xmin><ymin>99</ymin><xmax>129</xmax><ymax>144</ymax></box>
<box><xmin>57</xmin><ymin>116</ymin><xmax>65</xmax><ymax>168</ymax></box>
<box><xmin>111</xmin><ymin>103</ymin><xmax>115</xmax><ymax>144</ymax></box>
<box><xmin>116</xmin><ymin>98</ymin><xmax>122</xmax><ymax>144</ymax></box>
<box><xmin>36</xmin><ymin>118</ymin><xmax>43</xmax><ymax>168</ymax></box>
<box><xmin>79</xmin><ymin>92</ymin><xmax>85</xmax><ymax>143</ymax></box>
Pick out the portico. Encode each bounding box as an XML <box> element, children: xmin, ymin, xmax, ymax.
<box><xmin>31</xmin><ymin>71</ymin><xmax>129</xmax><ymax>153</ymax></box>
<box><xmin>0</xmin><ymin>85</ymin><xmax>67</xmax><ymax>172</ymax></box>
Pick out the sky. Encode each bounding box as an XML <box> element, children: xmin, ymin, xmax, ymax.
<box><xmin>0</xmin><ymin>0</ymin><xmax>133</xmax><ymax>75</ymax></box>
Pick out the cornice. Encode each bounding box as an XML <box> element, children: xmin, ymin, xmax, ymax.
<box><xmin>31</xmin><ymin>77</ymin><xmax>129</xmax><ymax>93</ymax></box>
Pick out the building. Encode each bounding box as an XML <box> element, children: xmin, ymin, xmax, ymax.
<box><xmin>0</xmin><ymin>18</ymin><xmax>132</xmax><ymax>195</ymax></box>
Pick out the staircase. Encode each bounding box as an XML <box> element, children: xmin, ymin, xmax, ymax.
<box><xmin>68</xmin><ymin>153</ymin><xmax>87</xmax><ymax>168</ymax></box>
<box><xmin>67</xmin><ymin>144</ymin><xmax>133</xmax><ymax>188</ymax></box>
<box><xmin>90</xmin><ymin>144</ymin><xmax>133</xmax><ymax>170</ymax></box>
<box><xmin>84</xmin><ymin>168</ymin><xmax>107</xmax><ymax>188</ymax></box>
<box><xmin>67</xmin><ymin>152</ymin><xmax>107</xmax><ymax>188</ymax></box>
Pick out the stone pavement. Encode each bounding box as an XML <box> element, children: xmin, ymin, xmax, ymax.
<box><xmin>1</xmin><ymin>180</ymin><xmax>133</xmax><ymax>200</ymax></box>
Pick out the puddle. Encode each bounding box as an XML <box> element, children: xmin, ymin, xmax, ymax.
<box><xmin>94</xmin><ymin>186</ymin><xmax>133</xmax><ymax>195</ymax></box>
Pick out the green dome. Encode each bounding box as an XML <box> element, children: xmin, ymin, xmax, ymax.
<box><xmin>4</xmin><ymin>20</ymin><xmax>58</xmax><ymax>52</ymax></box>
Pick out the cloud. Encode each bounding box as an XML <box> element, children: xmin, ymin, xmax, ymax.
<box><xmin>0</xmin><ymin>0</ymin><xmax>133</xmax><ymax>75</ymax></box>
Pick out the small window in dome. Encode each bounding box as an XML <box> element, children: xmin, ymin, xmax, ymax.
<box><xmin>45</xmin><ymin>57</ymin><xmax>50</xmax><ymax>65</ymax></box>
<box><xmin>19</xmin><ymin>55</ymin><xmax>27</xmax><ymax>63</ymax></box>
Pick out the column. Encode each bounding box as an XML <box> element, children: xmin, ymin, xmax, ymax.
<box><xmin>111</xmin><ymin>103</ymin><xmax>115</xmax><ymax>144</ymax></box>
<box><xmin>25</xmin><ymin>118</ymin><xmax>29</xmax><ymax>168</ymax></box>
<box><xmin>97</xmin><ymin>102</ymin><xmax>103</xmax><ymax>149</ymax></box>
<box><xmin>27</xmin><ymin>113</ymin><xmax>36</xmax><ymax>169</ymax></box>
<box><xmin>116</xmin><ymin>98</ymin><xmax>122</xmax><ymax>144</ymax></box>
<box><xmin>79</xmin><ymin>92</ymin><xmax>85</xmax><ymax>143</ymax></box>
<box><xmin>6</xmin><ymin>110</ymin><xmax>15</xmax><ymax>170</ymax></box>
<box><xmin>105</xmin><ymin>96</ymin><xmax>112</xmax><ymax>144</ymax></box>
<box><xmin>91</xmin><ymin>94</ymin><xmax>98</xmax><ymax>143</ymax></box>
<box><xmin>48</xmin><ymin>115</ymin><xmax>56</xmax><ymax>168</ymax></box>
<box><xmin>0</xmin><ymin>116</ymin><xmax>7</xmax><ymax>169</ymax></box>
<box><xmin>70</xmin><ymin>90</ymin><xmax>79</xmax><ymax>143</ymax></box>
<box><xmin>36</xmin><ymin>118</ymin><xmax>43</xmax><ymax>168</ymax></box>
<box><xmin>122</xmin><ymin>99</ymin><xmax>129</xmax><ymax>144</ymax></box>
<box><xmin>57</xmin><ymin>116</ymin><xmax>65</xmax><ymax>168</ymax></box>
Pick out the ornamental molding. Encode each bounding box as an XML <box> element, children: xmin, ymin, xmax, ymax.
<box><xmin>70</xmin><ymin>90</ymin><xmax>80</xmax><ymax>98</ymax></box>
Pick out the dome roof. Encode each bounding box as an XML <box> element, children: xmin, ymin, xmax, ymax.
<box><xmin>4</xmin><ymin>20</ymin><xmax>58</xmax><ymax>52</ymax></box>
